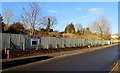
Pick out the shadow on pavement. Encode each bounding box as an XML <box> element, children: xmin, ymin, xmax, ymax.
<box><xmin>2</xmin><ymin>56</ymin><xmax>53</xmax><ymax>69</ymax></box>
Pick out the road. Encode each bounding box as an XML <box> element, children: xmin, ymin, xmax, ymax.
<box><xmin>3</xmin><ymin>44</ymin><xmax>118</xmax><ymax>72</ymax></box>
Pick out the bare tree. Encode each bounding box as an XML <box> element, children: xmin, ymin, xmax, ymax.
<box><xmin>4</xmin><ymin>9</ymin><xmax>13</xmax><ymax>26</ymax></box>
<box><xmin>103</xmin><ymin>27</ymin><xmax>111</xmax><ymax>40</ymax></box>
<box><xmin>90</xmin><ymin>16</ymin><xmax>111</xmax><ymax>39</ymax></box>
<box><xmin>75</xmin><ymin>23</ymin><xmax>85</xmax><ymax>34</ymax></box>
<box><xmin>40</xmin><ymin>16</ymin><xmax>57</xmax><ymax>31</ymax></box>
<box><xmin>75</xmin><ymin>23</ymin><xmax>83</xmax><ymax>31</ymax></box>
<box><xmin>21</xmin><ymin>2</ymin><xmax>41</xmax><ymax>35</ymax></box>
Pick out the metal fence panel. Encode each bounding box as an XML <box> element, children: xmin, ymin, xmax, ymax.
<box><xmin>2</xmin><ymin>33</ymin><xmax>10</xmax><ymax>49</ymax></box>
<box><xmin>2</xmin><ymin>33</ymin><xmax>120</xmax><ymax>50</ymax></box>
<box><xmin>10</xmin><ymin>34</ymin><xmax>26</xmax><ymax>50</ymax></box>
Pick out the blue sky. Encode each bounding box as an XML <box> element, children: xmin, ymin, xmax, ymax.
<box><xmin>2</xmin><ymin>2</ymin><xmax>118</xmax><ymax>34</ymax></box>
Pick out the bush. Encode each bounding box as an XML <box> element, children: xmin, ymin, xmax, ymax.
<box><xmin>8</xmin><ymin>22</ymin><xmax>25</xmax><ymax>34</ymax></box>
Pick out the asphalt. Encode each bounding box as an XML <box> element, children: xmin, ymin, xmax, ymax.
<box><xmin>2</xmin><ymin>44</ymin><xmax>118</xmax><ymax>72</ymax></box>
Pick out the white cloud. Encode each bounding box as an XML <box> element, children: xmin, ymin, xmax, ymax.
<box><xmin>47</xmin><ymin>9</ymin><xmax>57</xmax><ymax>13</ymax></box>
<box><xmin>75</xmin><ymin>7</ymin><xmax>82</xmax><ymax>11</ymax></box>
<box><xmin>88</xmin><ymin>8</ymin><xmax>103</xmax><ymax>13</ymax></box>
<box><xmin>79</xmin><ymin>14</ymin><xmax>90</xmax><ymax>19</ymax></box>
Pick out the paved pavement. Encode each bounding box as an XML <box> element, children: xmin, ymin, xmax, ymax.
<box><xmin>2</xmin><ymin>44</ymin><xmax>118</xmax><ymax>72</ymax></box>
<box><xmin>110</xmin><ymin>60</ymin><xmax>119</xmax><ymax>73</ymax></box>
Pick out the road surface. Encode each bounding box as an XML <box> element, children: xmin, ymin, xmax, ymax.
<box><xmin>3</xmin><ymin>44</ymin><xmax>118</xmax><ymax>71</ymax></box>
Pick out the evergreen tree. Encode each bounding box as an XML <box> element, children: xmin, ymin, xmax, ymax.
<box><xmin>1</xmin><ymin>14</ymin><xmax>8</xmax><ymax>33</ymax></box>
<box><xmin>65</xmin><ymin>23</ymin><xmax>75</xmax><ymax>33</ymax></box>
<box><xmin>46</xmin><ymin>18</ymin><xmax>51</xmax><ymax>31</ymax></box>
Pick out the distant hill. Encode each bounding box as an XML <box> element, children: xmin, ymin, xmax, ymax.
<box><xmin>37</xmin><ymin>31</ymin><xmax>103</xmax><ymax>40</ymax></box>
<box><xmin>62</xmin><ymin>33</ymin><xmax>103</xmax><ymax>40</ymax></box>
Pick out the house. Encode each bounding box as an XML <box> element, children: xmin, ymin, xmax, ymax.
<box><xmin>111</xmin><ymin>34</ymin><xmax>119</xmax><ymax>39</ymax></box>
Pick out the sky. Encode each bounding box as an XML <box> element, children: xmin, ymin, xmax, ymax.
<box><xmin>2</xmin><ymin>2</ymin><xmax>118</xmax><ymax>34</ymax></box>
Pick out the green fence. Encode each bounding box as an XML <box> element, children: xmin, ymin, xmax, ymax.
<box><xmin>2</xmin><ymin>33</ymin><xmax>119</xmax><ymax>50</ymax></box>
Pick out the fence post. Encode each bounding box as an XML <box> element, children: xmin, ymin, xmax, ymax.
<box><xmin>4</xmin><ymin>47</ymin><xmax>7</xmax><ymax>54</ymax></box>
<box><xmin>47</xmin><ymin>38</ymin><xmax>49</xmax><ymax>49</ymax></box>
<box><xmin>56</xmin><ymin>39</ymin><xmax>57</xmax><ymax>48</ymax></box>
<box><xmin>36</xmin><ymin>41</ymin><xmax>38</xmax><ymax>50</ymax></box>
<box><xmin>23</xmin><ymin>43</ymin><xmax>25</xmax><ymax>50</ymax></box>
<box><xmin>62</xmin><ymin>40</ymin><xmax>64</xmax><ymax>48</ymax></box>
<box><xmin>7</xmin><ymin>50</ymin><xmax>9</xmax><ymax>59</ymax></box>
